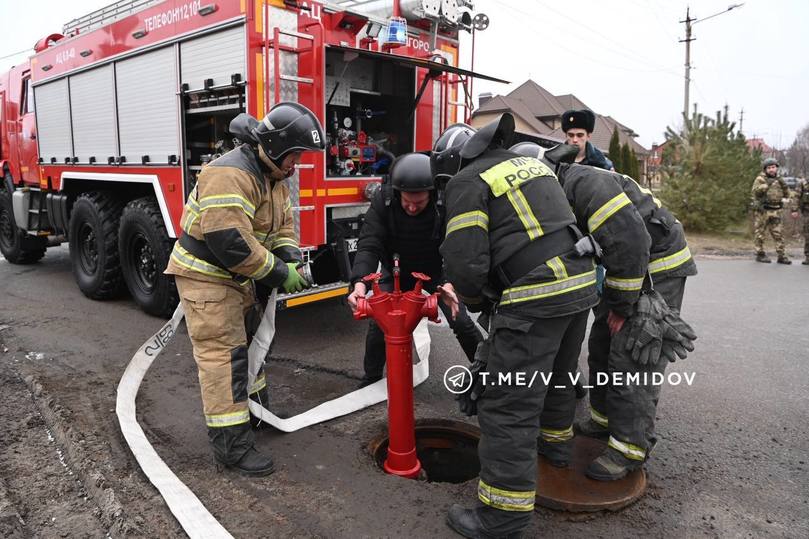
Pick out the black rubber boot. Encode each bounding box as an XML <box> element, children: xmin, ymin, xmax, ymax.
<box><xmin>446</xmin><ymin>505</ymin><xmax>524</xmax><ymax>539</ymax></box>
<box><xmin>777</xmin><ymin>255</ymin><xmax>792</xmax><ymax>264</ymax></box>
<box><xmin>574</xmin><ymin>418</ymin><xmax>610</xmax><ymax>439</ymax></box>
<box><xmin>209</xmin><ymin>423</ymin><xmax>275</xmax><ymax>477</ymax></box>
<box><xmin>537</xmin><ymin>438</ymin><xmax>572</xmax><ymax>468</ymax></box>
<box><xmin>585</xmin><ymin>447</ymin><xmax>642</xmax><ymax>481</ymax></box>
<box><xmin>802</xmin><ymin>256</ymin><xmax>809</xmax><ymax>265</ymax></box>
<box><xmin>755</xmin><ymin>252</ymin><xmax>771</xmax><ymax>263</ymax></box>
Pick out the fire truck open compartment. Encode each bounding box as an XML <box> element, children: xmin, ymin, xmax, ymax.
<box><xmin>182</xmin><ymin>86</ymin><xmax>246</xmax><ymax>189</ymax></box>
<box><xmin>324</xmin><ymin>47</ymin><xmax>416</xmax><ymax>178</ymax></box>
<box><xmin>180</xmin><ymin>25</ymin><xmax>247</xmax><ymax>189</ymax></box>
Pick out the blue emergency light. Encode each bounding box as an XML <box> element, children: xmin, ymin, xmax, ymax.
<box><xmin>383</xmin><ymin>17</ymin><xmax>408</xmax><ymax>46</ymax></box>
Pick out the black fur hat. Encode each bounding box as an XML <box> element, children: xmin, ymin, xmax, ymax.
<box><xmin>561</xmin><ymin>109</ymin><xmax>595</xmax><ymax>133</ymax></box>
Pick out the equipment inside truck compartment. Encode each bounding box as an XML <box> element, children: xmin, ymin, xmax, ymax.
<box><xmin>325</xmin><ymin>48</ymin><xmax>415</xmax><ymax>178</ymax></box>
<box><xmin>182</xmin><ymin>84</ymin><xmax>246</xmax><ymax>190</ymax></box>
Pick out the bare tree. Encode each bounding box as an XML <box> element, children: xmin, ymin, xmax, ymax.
<box><xmin>786</xmin><ymin>123</ymin><xmax>809</xmax><ymax>177</ymax></box>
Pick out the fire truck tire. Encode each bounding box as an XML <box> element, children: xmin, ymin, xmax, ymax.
<box><xmin>68</xmin><ymin>192</ymin><xmax>125</xmax><ymax>300</ymax></box>
<box><xmin>0</xmin><ymin>184</ymin><xmax>47</xmax><ymax>264</ymax></box>
<box><xmin>119</xmin><ymin>197</ymin><xmax>178</xmax><ymax>318</ymax></box>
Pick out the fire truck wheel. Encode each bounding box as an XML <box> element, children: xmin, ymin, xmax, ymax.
<box><xmin>68</xmin><ymin>192</ymin><xmax>125</xmax><ymax>300</ymax></box>
<box><xmin>0</xmin><ymin>184</ymin><xmax>47</xmax><ymax>264</ymax></box>
<box><xmin>119</xmin><ymin>197</ymin><xmax>178</xmax><ymax>318</ymax></box>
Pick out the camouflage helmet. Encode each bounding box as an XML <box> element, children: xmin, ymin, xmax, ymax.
<box><xmin>762</xmin><ymin>157</ymin><xmax>779</xmax><ymax>170</ymax></box>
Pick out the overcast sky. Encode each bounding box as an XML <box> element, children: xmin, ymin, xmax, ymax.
<box><xmin>1</xmin><ymin>0</ymin><xmax>807</xmax><ymax>149</ymax></box>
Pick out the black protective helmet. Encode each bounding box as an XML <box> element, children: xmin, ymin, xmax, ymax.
<box><xmin>509</xmin><ymin>141</ymin><xmax>545</xmax><ymax>159</ymax></box>
<box><xmin>390</xmin><ymin>153</ymin><xmax>435</xmax><ymax>192</ymax></box>
<box><xmin>509</xmin><ymin>142</ymin><xmax>577</xmax><ymax>176</ymax></box>
<box><xmin>460</xmin><ymin>113</ymin><xmax>515</xmax><ymax>160</ymax></box>
<box><xmin>251</xmin><ymin>102</ymin><xmax>326</xmax><ymax>162</ymax></box>
<box><xmin>431</xmin><ymin>123</ymin><xmax>477</xmax><ymax>181</ymax></box>
<box><xmin>762</xmin><ymin>157</ymin><xmax>779</xmax><ymax>170</ymax></box>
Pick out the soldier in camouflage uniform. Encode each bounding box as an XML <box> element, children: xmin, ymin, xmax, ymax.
<box><xmin>751</xmin><ymin>158</ymin><xmax>791</xmax><ymax>264</ymax></box>
<box><xmin>791</xmin><ymin>177</ymin><xmax>809</xmax><ymax>265</ymax></box>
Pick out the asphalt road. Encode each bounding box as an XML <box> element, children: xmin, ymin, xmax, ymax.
<box><xmin>0</xmin><ymin>246</ymin><xmax>807</xmax><ymax>538</ymax></box>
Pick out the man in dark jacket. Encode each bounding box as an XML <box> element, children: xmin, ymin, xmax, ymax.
<box><xmin>440</xmin><ymin>115</ymin><xmax>649</xmax><ymax>538</ymax></box>
<box><xmin>562</xmin><ymin>109</ymin><xmax>614</xmax><ymax>170</ymax></box>
<box><xmin>347</xmin><ymin>151</ymin><xmax>483</xmax><ymax>386</ymax></box>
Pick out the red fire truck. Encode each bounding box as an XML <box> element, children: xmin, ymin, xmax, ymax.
<box><xmin>0</xmin><ymin>0</ymin><xmax>503</xmax><ymax>317</ymax></box>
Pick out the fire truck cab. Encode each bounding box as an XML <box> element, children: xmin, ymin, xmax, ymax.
<box><xmin>0</xmin><ymin>0</ymin><xmax>503</xmax><ymax>317</ymax></box>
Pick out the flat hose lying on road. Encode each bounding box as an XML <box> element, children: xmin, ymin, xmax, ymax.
<box><xmin>115</xmin><ymin>304</ymin><xmax>232</xmax><ymax>538</ymax></box>
<box><xmin>246</xmin><ymin>290</ymin><xmax>433</xmax><ymax>431</ymax></box>
<box><xmin>116</xmin><ymin>296</ymin><xmax>432</xmax><ymax>538</ymax></box>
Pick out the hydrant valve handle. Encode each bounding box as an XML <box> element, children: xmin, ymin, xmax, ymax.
<box><xmin>411</xmin><ymin>272</ymin><xmax>431</xmax><ymax>295</ymax></box>
<box><xmin>363</xmin><ymin>272</ymin><xmax>383</xmax><ymax>295</ymax></box>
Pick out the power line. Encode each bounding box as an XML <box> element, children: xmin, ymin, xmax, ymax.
<box><xmin>488</xmin><ymin>0</ymin><xmax>680</xmax><ymax>77</ymax></box>
<box><xmin>532</xmin><ymin>0</ymin><xmax>677</xmax><ymax>72</ymax></box>
<box><xmin>0</xmin><ymin>48</ymin><xmax>31</xmax><ymax>61</ymax></box>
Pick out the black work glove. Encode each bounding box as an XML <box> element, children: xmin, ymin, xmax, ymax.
<box><xmin>457</xmin><ymin>340</ymin><xmax>489</xmax><ymax>417</ymax></box>
<box><xmin>659</xmin><ymin>310</ymin><xmax>697</xmax><ymax>362</ymax></box>
<box><xmin>624</xmin><ymin>292</ymin><xmax>665</xmax><ymax>366</ymax></box>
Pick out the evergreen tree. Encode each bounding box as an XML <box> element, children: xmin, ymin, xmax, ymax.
<box><xmin>620</xmin><ymin>143</ymin><xmax>632</xmax><ymax>175</ymax></box>
<box><xmin>629</xmin><ymin>148</ymin><xmax>640</xmax><ymax>180</ymax></box>
<box><xmin>608</xmin><ymin>130</ymin><xmax>622</xmax><ymax>172</ymax></box>
<box><xmin>660</xmin><ymin>106</ymin><xmax>760</xmax><ymax>231</ymax></box>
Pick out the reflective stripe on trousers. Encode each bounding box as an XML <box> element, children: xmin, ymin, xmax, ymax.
<box><xmin>478</xmin><ymin>480</ymin><xmax>535</xmax><ymax>512</ymax></box>
<box><xmin>540</xmin><ymin>425</ymin><xmax>573</xmax><ymax>442</ymax></box>
<box><xmin>205</xmin><ymin>410</ymin><xmax>251</xmax><ymax>428</ymax></box>
<box><xmin>608</xmin><ymin>435</ymin><xmax>646</xmax><ymax>461</ymax></box>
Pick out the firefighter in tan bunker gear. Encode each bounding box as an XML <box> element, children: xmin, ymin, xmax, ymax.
<box><xmin>165</xmin><ymin>103</ymin><xmax>325</xmax><ymax>476</ymax></box>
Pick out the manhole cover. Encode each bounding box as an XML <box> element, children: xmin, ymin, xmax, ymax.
<box><xmin>369</xmin><ymin>419</ymin><xmax>480</xmax><ymax>483</ymax></box>
<box><xmin>536</xmin><ymin>435</ymin><xmax>646</xmax><ymax>512</ymax></box>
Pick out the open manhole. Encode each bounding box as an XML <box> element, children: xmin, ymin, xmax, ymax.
<box><xmin>368</xmin><ymin>419</ymin><xmax>480</xmax><ymax>483</ymax></box>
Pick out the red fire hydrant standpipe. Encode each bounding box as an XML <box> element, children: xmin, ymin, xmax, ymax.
<box><xmin>353</xmin><ymin>258</ymin><xmax>440</xmax><ymax>479</ymax></box>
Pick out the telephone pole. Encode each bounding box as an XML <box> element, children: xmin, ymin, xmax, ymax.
<box><xmin>680</xmin><ymin>7</ymin><xmax>695</xmax><ymax>122</ymax></box>
<box><xmin>739</xmin><ymin>107</ymin><xmax>744</xmax><ymax>133</ymax></box>
<box><xmin>679</xmin><ymin>4</ymin><xmax>744</xmax><ymax>127</ymax></box>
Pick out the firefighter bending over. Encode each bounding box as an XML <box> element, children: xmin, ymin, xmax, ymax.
<box><xmin>512</xmin><ymin>142</ymin><xmax>698</xmax><ymax>481</ymax></box>
<box><xmin>438</xmin><ymin>114</ymin><xmax>649</xmax><ymax>537</ymax></box>
<box><xmin>165</xmin><ymin>103</ymin><xmax>325</xmax><ymax>476</ymax></box>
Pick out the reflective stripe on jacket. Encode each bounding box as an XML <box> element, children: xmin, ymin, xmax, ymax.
<box><xmin>165</xmin><ymin>144</ymin><xmax>301</xmax><ymax>287</ymax></box>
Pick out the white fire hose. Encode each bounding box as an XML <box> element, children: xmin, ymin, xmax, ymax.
<box><xmin>116</xmin><ymin>294</ymin><xmax>432</xmax><ymax>538</ymax></box>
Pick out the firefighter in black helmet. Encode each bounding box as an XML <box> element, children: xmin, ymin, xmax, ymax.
<box><xmin>347</xmin><ymin>152</ymin><xmax>484</xmax><ymax>386</ymax></box>
<box><xmin>165</xmin><ymin>102</ymin><xmax>325</xmax><ymax>477</ymax></box>
<box><xmin>512</xmin><ymin>141</ymin><xmax>697</xmax><ymax>481</ymax></box>
<box><xmin>431</xmin><ymin>122</ymin><xmax>478</xmax><ymax>185</ymax></box>
<box><xmin>440</xmin><ymin>115</ymin><xmax>650</xmax><ymax>538</ymax></box>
